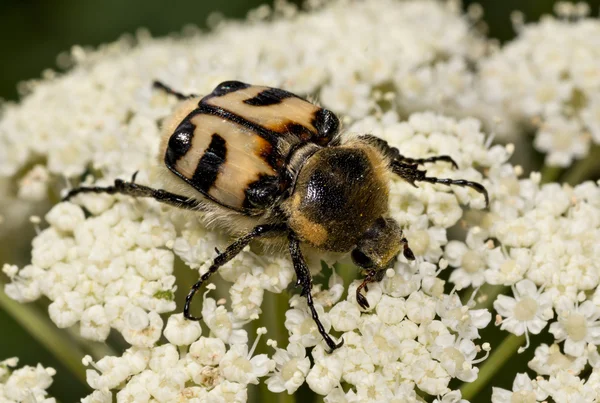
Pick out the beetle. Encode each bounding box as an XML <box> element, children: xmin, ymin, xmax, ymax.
<box><xmin>63</xmin><ymin>80</ymin><xmax>488</xmax><ymax>352</ymax></box>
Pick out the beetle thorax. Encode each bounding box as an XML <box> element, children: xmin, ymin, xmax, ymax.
<box><xmin>284</xmin><ymin>145</ymin><xmax>390</xmax><ymax>252</ymax></box>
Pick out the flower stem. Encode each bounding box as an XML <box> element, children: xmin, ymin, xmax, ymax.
<box><xmin>460</xmin><ymin>333</ymin><xmax>525</xmax><ymax>400</ymax></box>
<box><xmin>0</xmin><ymin>289</ymin><xmax>87</xmax><ymax>385</ymax></box>
<box><xmin>563</xmin><ymin>144</ymin><xmax>600</xmax><ymax>185</ymax></box>
<box><xmin>540</xmin><ymin>165</ymin><xmax>563</xmax><ymax>184</ymax></box>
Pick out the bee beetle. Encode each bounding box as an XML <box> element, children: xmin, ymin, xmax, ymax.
<box><xmin>64</xmin><ymin>80</ymin><xmax>488</xmax><ymax>352</ymax></box>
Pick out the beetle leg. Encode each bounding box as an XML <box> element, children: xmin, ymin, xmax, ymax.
<box><xmin>152</xmin><ymin>80</ymin><xmax>198</xmax><ymax>100</ymax></box>
<box><xmin>62</xmin><ymin>178</ymin><xmax>204</xmax><ymax>211</ymax></box>
<box><xmin>356</xmin><ymin>269</ymin><xmax>389</xmax><ymax>310</ymax></box>
<box><xmin>401</xmin><ymin>235</ymin><xmax>416</xmax><ymax>260</ymax></box>
<box><xmin>391</xmin><ymin>161</ymin><xmax>489</xmax><ymax>207</ymax></box>
<box><xmin>184</xmin><ymin>224</ymin><xmax>288</xmax><ymax>320</ymax></box>
<box><xmin>357</xmin><ymin>135</ymin><xmax>457</xmax><ymax>168</ymax></box>
<box><xmin>288</xmin><ymin>233</ymin><xmax>344</xmax><ymax>353</ymax></box>
<box><xmin>397</xmin><ymin>155</ymin><xmax>458</xmax><ymax>169</ymax></box>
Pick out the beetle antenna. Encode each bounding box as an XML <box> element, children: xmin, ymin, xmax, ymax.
<box><xmin>152</xmin><ymin>80</ymin><xmax>197</xmax><ymax>100</ymax></box>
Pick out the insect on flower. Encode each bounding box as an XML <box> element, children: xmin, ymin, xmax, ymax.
<box><xmin>63</xmin><ymin>80</ymin><xmax>489</xmax><ymax>352</ymax></box>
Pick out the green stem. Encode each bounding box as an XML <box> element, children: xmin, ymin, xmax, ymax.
<box><xmin>0</xmin><ymin>289</ymin><xmax>87</xmax><ymax>385</ymax></box>
<box><xmin>563</xmin><ymin>145</ymin><xmax>600</xmax><ymax>185</ymax></box>
<box><xmin>461</xmin><ymin>333</ymin><xmax>525</xmax><ymax>400</ymax></box>
<box><xmin>540</xmin><ymin>165</ymin><xmax>562</xmax><ymax>184</ymax></box>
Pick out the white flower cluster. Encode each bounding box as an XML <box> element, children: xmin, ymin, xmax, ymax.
<box><xmin>1</xmin><ymin>0</ymin><xmax>600</xmax><ymax>401</ymax></box>
<box><xmin>65</xmin><ymin>110</ymin><xmax>497</xmax><ymax>401</ymax></box>
<box><xmin>479</xmin><ymin>5</ymin><xmax>600</xmax><ymax>166</ymax></box>
<box><xmin>3</xmin><ymin>197</ymin><xmax>178</xmax><ymax>344</ymax></box>
<box><xmin>447</xmin><ymin>166</ymin><xmax>600</xmax><ymax>398</ymax></box>
<box><xmin>0</xmin><ymin>358</ymin><xmax>56</xmax><ymax>403</ymax></box>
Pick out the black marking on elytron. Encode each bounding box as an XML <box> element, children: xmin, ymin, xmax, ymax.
<box><xmin>208</xmin><ymin>81</ymin><xmax>251</xmax><ymax>99</ymax></box>
<box><xmin>286</xmin><ymin>123</ymin><xmax>314</xmax><ymax>141</ymax></box>
<box><xmin>192</xmin><ymin>133</ymin><xmax>227</xmax><ymax>192</ymax></box>
<box><xmin>254</xmin><ymin>137</ymin><xmax>285</xmax><ymax>172</ymax></box>
<box><xmin>196</xmin><ymin>103</ymin><xmax>282</xmax><ymax>145</ymax></box>
<box><xmin>312</xmin><ymin>108</ymin><xmax>340</xmax><ymax>146</ymax></box>
<box><xmin>165</xmin><ymin>120</ymin><xmax>195</xmax><ymax>166</ymax></box>
<box><xmin>243</xmin><ymin>87</ymin><xmax>295</xmax><ymax>106</ymax></box>
<box><xmin>243</xmin><ymin>174</ymin><xmax>282</xmax><ymax>209</ymax></box>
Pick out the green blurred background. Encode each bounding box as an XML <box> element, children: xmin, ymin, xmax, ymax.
<box><xmin>1</xmin><ymin>0</ymin><xmax>599</xmax><ymax>401</ymax></box>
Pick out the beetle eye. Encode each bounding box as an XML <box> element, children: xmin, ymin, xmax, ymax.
<box><xmin>351</xmin><ymin>249</ymin><xmax>373</xmax><ymax>268</ymax></box>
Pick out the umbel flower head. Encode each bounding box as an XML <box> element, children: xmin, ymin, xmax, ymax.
<box><xmin>1</xmin><ymin>0</ymin><xmax>600</xmax><ymax>402</ymax></box>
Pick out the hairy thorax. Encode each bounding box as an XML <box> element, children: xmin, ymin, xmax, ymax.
<box><xmin>284</xmin><ymin>144</ymin><xmax>390</xmax><ymax>252</ymax></box>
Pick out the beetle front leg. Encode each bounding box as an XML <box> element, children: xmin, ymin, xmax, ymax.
<box><xmin>289</xmin><ymin>233</ymin><xmax>344</xmax><ymax>353</ymax></box>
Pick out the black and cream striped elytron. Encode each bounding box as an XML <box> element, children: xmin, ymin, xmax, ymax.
<box><xmin>64</xmin><ymin>80</ymin><xmax>489</xmax><ymax>352</ymax></box>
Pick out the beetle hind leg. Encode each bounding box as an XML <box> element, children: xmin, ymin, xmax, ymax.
<box><xmin>289</xmin><ymin>233</ymin><xmax>344</xmax><ymax>353</ymax></box>
<box><xmin>62</xmin><ymin>177</ymin><xmax>203</xmax><ymax>211</ymax></box>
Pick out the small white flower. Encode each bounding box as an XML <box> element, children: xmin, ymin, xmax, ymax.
<box><xmin>375</xmin><ymin>295</ymin><xmax>407</xmax><ymax>325</ymax></box>
<box><xmin>17</xmin><ymin>164</ymin><xmax>50</xmax><ymax>201</ymax></box>
<box><xmin>436</xmin><ymin>293</ymin><xmax>491</xmax><ymax>340</ymax></box>
<box><xmin>429</xmin><ymin>334</ymin><xmax>480</xmax><ymax>382</ymax></box>
<box><xmin>219</xmin><ymin>343</ymin><xmax>274</xmax><ymax>385</ymax></box>
<box><xmin>146</xmin><ymin>368</ymin><xmax>188</xmax><ymax>402</ymax></box>
<box><xmin>127</xmin><ymin>248</ymin><xmax>174</xmax><ymax>281</ymax></box>
<box><xmin>80</xmin><ymin>305</ymin><xmax>111</xmax><ymax>341</ymax></box>
<box><xmin>189</xmin><ymin>337</ymin><xmax>227</xmax><ymax>366</ymax></box>
<box><xmin>163</xmin><ymin>313</ymin><xmax>202</xmax><ymax>346</ymax></box>
<box><xmin>537</xmin><ymin>370</ymin><xmax>597</xmax><ymax>403</ymax></box>
<box><xmin>306</xmin><ymin>354</ymin><xmax>343</xmax><ymax>395</ymax></box>
<box><xmin>329</xmin><ymin>300</ymin><xmax>362</xmax><ymax>332</ymax></box>
<box><xmin>122</xmin><ymin>307</ymin><xmax>163</xmax><ymax>347</ymax></box>
<box><xmin>265</xmin><ymin>342</ymin><xmax>310</xmax><ymax>394</ymax></box>
<box><xmin>206</xmin><ymin>380</ymin><xmax>247</xmax><ymax>403</ymax></box>
<box><xmin>411</xmin><ymin>358</ymin><xmax>450</xmax><ymax>396</ymax></box>
<box><xmin>351</xmin><ymin>372</ymin><xmax>394</xmax><ymax>402</ymax></box>
<box><xmin>2</xmin><ymin>362</ymin><xmax>56</xmax><ymax>403</ymax></box>
<box><xmin>549</xmin><ymin>299</ymin><xmax>600</xmax><ymax>357</ymax></box>
<box><xmin>85</xmin><ymin>356</ymin><xmax>132</xmax><ymax>390</ymax></box>
<box><xmin>491</xmin><ymin>372</ymin><xmax>547</xmax><ymax>403</ymax></box>
<box><xmin>360</xmin><ymin>316</ymin><xmax>403</xmax><ymax>365</ymax></box>
<box><xmin>45</xmin><ymin>202</ymin><xmax>85</xmax><ymax>233</ymax></box>
<box><xmin>405</xmin><ymin>291</ymin><xmax>437</xmax><ymax>325</ymax></box>
<box><xmin>201</xmin><ymin>293</ymin><xmax>248</xmax><ymax>345</ymax></box>
<box><xmin>528</xmin><ymin>343</ymin><xmax>587</xmax><ymax>376</ymax></box>
<box><xmin>285</xmin><ymin>303</ymin><xmax>332</xmax><ymax>348</ymax></box>
<box><xmin>534</xmin><ymin>116</ymin><xmax>589</xmax><ymax>167</ymax></box>
<box><xmin>485</xmin><ymin>247</ymin><xmax>531</xmax><ymax>286</ymax></box>
<box><xmin>229</xmin><ymin>273</ymin><xmax>264</xmax><ymax>320</ymax></box>
<box><xmin>341</xmin><ymin>346</ymin><xmax>374</xmax><ymax>386</ymax></box>
<box><xmin>495</xmin><ymin>280</ymin><xmax>554</xmax><ymax>352</ymax></box>
<box><xmin>426</xmin><ymin>192</ymin><xmax>463</xmax><ymax>228</ymax></box>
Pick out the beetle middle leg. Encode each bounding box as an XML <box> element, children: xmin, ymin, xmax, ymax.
<box><xmin>288</xmin><ymin>233</ymin><xmax>344</xmax><ymax>353</ymax></box>
<box><xmin>184</xmin><ymin>224</ymin><xmax>288</xmax><ymax>320</ymax></box>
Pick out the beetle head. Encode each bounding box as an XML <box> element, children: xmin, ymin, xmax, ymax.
<box><xmin>351</xmin><ymin>217</ymin><xmax>412</xmax><ymax>271</ymax></box>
